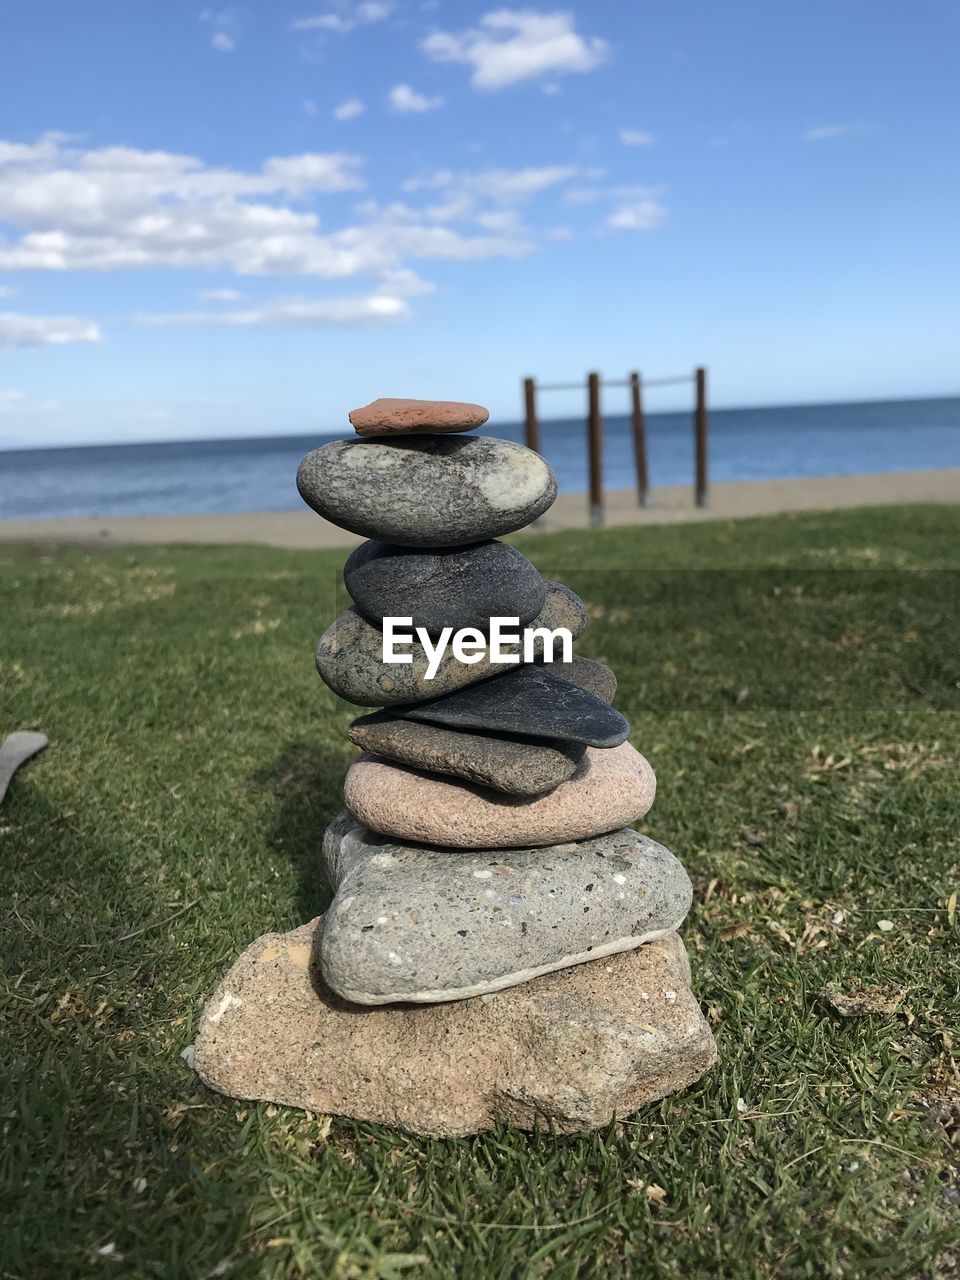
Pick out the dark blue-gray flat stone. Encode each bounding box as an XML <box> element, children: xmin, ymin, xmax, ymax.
<box><xmin>296</xmin><ymin>435</ymin><xmax>557</xmax><ymax>546</ymax></box>
<box><xmin>397</xmin><ymin>664</ymin><xmax>630</xmax><ymax>748</ymax></box>
<box><xmin>343</xmin><ymin>539</ymin><xmax>547</xmax><ymax>636</ymax></box>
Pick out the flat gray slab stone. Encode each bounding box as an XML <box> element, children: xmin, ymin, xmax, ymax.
<box><xmin>315</xmin><ymin>581</ymin><xmax>587</xmax><ymax>707</ymax></box>
<box><xmin>397</xmin><ymin>663</ymin><xmax>629</xmax><ymax>747</ymax></box>
<box><xmin>343</xmin><ymin>538</ymin><xmax>547</xmax><ymax>636</ymax></box>
<box><xmin>0</xmin><ymin>731</ymin><xmax>48</xmax><ymax>806</ymax></box>
<box><xmin>345</xmin><ymin>656</ymin><xmax>614</xmax><ymax>797</ymax></box>
<box><xmin>319</xmin><ymin>811</ymin><xmax>691</xmax><ymax>1004</ymax></box>
<box><xmin>296</xmin><ymin>435</ymin><xmax>557</xmax><ymax>546</ymax></box>
<box><xmin>193</xmin><ymin>916</ymin><xmax>717</xmax><ymax>1137</ymax></box>
<box><xmin>347</xmin><ymin>714</ymin><xmax>586</xmax><ymax>796</ymax></box>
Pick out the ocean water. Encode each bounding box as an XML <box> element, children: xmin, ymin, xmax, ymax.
<box><xmin>0</xmin><ymin>396</ymin><xmax>957</xmax><ymax>521</ymax></box>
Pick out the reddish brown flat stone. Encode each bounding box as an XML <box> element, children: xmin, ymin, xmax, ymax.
<box><xmin>348</xmin><ymin>397</ymin><xmax>489</xmax><ymax>436</ymax></box>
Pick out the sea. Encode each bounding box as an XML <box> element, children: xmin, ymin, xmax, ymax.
<box><xmin>0</xmin><ymin>396</ymin><xmax>958</xmax><ymax>521</ymax></box>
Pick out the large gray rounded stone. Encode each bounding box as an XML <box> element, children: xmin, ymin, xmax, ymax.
<box><xmin>343</xmin><ymin>539</ymin><xmax>547</xmax><ymax>636</ymax></box>
<box><xmin>315</xmin><ymin>581</ymin><xmax>587</xmax><ymax>706</ymax></box>
<box><xmin>193</xmin><ymin>917</ymin><xmax>718</xmax><ymax>1137</ymax></box>
<box><xmin>397</xmin><ymin>663</ymin><xmax>629</xmax><ymax>747</ymax></box>
<box><xmin>296</xmin><ymin>436</ymin><xmax>557</xmax><ymax>546</ymax></box>
<box><xmin>318</xmin><ymin>812</ymin><xmax>693</xmax><ymax>1004</ymax></box>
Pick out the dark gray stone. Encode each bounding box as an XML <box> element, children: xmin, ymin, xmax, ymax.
<box><xmin>348</xmin><ymin>714</ymin><xmax>586</xmax><ymax>796</ymax></box>
<box><xmin>318</xmin><ymin>811</ymin><xmax>693</xmax><ymax>1004</ymax></box>
<box><xmin>397</xmin><ymin>664</ymin><xmax>629</xmax><ymax>748</ymax></box>
<box><xmin>296</xmin><ymin>435</ymin><xmax>557</xmax><ymax>546</ymax></box>
<box><xmin>315</xmin><ymin>582</ymin><xmax>587</xmax><ymax>707</ymax></box>
<box><xmin>343</xmin><ymin>539</ymin><xmax>547</xmax><ymax>636</ymax></box>
<box><xmin>345</xmin><ymin>656</ymin><xmax>614</xmax><ymax>796</ymax></box>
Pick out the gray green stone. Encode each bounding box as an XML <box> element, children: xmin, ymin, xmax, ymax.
<box><xmin>296</xmin><ymin>435</ymin><xmax>557</xmax><ymax>547</ymax></box>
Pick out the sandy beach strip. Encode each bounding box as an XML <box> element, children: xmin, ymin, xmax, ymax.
<box><xmin>0</xmin><ymin>469</ymin><xmax>957</xmax><ymax>550</ymax></box>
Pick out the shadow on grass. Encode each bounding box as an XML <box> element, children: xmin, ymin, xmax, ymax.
<box><xmin>249</xmin><ymin>741</ymin><xmax>349</xmax><ymax>920</ymax></box>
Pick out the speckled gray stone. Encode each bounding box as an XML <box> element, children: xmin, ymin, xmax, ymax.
<box><xmin>315</xmin><ymin>581</ymin><xmax>587</xmax><ymax>707</ymax></box>
<box><xmin>192</xmin><ymin>917</ymin><xmax>718</xmax><ymax>1136</ymax></box>
<box><xmin>348</xmin><ymin>715</ymin><xmax>586</xmax><ymax>796</ymax></box>
<box><xmin>318</xmin><ymin>811</ymin><xmax>693</xmax><ymax>1004</ymax></box>
<box><xmin>343</xmin><ymin>539</ymin><xmax>547</xmax><ymax>636</ymax></box>
<box><xmin>397</xmin><ymin>663</ymin><xmax>629</xmax><ymax>747</ymax></box>
<box><xmin>296</xmin><ymin>436</ymin><xmax>557</xmax><ymax>546</ymax></box>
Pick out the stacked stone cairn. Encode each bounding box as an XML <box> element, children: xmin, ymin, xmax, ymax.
<box><xmin>193</xmin><ymin>398</ymin><xmax>717</xmax><ymax>1137</ymax></box>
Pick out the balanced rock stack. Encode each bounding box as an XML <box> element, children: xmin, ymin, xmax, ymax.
<box><xmin>193</xmin><ymin>398</ymin><xmax>717</xmax><ymax>1137</ymax></box>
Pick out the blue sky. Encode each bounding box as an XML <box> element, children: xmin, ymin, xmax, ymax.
<box><xmin>0</xmin><ymin>0</ymin><xmax>958</xmax><ymax>447</ymax></box>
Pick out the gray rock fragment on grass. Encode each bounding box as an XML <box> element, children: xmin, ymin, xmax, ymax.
<box><xmin>0</xmin><ymin>731</ymin><xmax>48</xmax><ymax>806</ymax></box>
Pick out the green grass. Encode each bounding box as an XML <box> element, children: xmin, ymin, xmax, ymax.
<box><xmin>1</xmin><ymin>504</ymin><xmax>958</xmax><ymax>1279</ymax></box>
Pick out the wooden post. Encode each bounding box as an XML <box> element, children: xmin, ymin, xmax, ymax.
<box><xmin>587</xmin><ymin>371</ymin><xmax>604</xmax><ymax>528</ymax></box>
<box><xmin>522</xmin><ymin>377</ymin><xmax>540</xmax><ymax>453</ymax></box>
<box><xmin>629</xmin><ymin>371</ymin><xmax>649</xmax><ymax>507</ymax></box>
<box><xmin>694</xmin><ymin>366</ymin><xmax>708</xmax><ymax>508</ymax></box>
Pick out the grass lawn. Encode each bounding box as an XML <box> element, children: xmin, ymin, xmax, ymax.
<box><xmin>1</xmin><ymin>504</ymin><xmax>958</xmax><ymax>1279</ymax></box>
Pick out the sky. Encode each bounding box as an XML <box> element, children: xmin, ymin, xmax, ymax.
<box><xmin>0</xmin><ymin>0</ymin><xmax>958</xmax><ymax>448</ymax></box>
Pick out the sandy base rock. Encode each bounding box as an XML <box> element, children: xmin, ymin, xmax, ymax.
<box><xmin>192</xmin><ymin>917</ymin><xmax>717</xmax><ymax>1137</ymax></box>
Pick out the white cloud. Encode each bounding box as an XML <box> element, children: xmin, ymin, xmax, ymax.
<box><xmin>0</xmin><ymin>137</ymin><xmax>564</xmax><ymax>325</ymax></box>
<box><xmin>291</xmin><ymin>2</ymin><xmax>392</xmax><ymax>33</ymax></box>
<box><xmin>545</xmin><ymin>225</ymin><xmax>573</xmax><ymax>241</ymax></box>
<box><xmin>303</xmin><ymin>99</ymin><xmax>318</xmax><ymax>116</ymax></box>
<box><xmin>198</xmin><ymin>288</ymin><xmax>243</xmax><ymax>302</ymax></box>
<box><xmin>201</xmin><ymin>8</ymin><xmax>238</xmax><ymax>52</ymax></box>
<box><xmin>0</xmin><ymin>390</ymin><xmax>58</xmax><ymax>414</ymax></box>
<box><xmin>619</xmin><ymin>128</ymin><xmax>654</xmax><ymax>147</ymax></box>
<box><xmin>0</xmin><ymin>285</ymin><xmax>18</xmax><ymax>298</ymax></box>
<box><xmin>0</xmin><ymin>137</ymin><xmax>373</xmax><ymax>275</ymax></box>
<box><xmin>603</xmin><ymin>198</ymin><xmax>666</xmax><ymax>232</ymax></box>
<box><xmin>405</xmin><ymin>164</ymin><xmax>581</xmax><ymax>202</ymax></box>
<box><xmin>136</xmin><ymin>292</ymin><xmax>410</xmax><ymax>328</ymax></box>
<box><xmin>422</xmin><ymin>9</ymin><xmax>607</xmax><ymax>90</ymax></box>
<box><xmin>388</xmin><ymin>84</ymin><xmax>444</xmax><ymax>113</ymax></box>
<box><xmin>261</xmin><ymin>152</ymin><xmax>364</xmax><ymax>193</ymax></box>
<box><xmin>0</xmin><ymin>312</ymin><xmax>102</xmax><ymax>348</ymax></box>
<box><xmin>563</xmin><ymin>182</ymin><xmax>656</xmax><ymax>206</ymax></box>
<box><xmin>334</xmin><ymin>97</ymin><xmax>366</xmax><ymax>121</ymax></box>
<box><xmin>803</xmin><ymin>122</ymin><xmax>861</xmax><ymax>141</ymax></box>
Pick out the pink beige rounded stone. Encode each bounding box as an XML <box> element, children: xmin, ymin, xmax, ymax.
<box><xmin>343</xmin><ymin>741</ymin><xmax>656</xmax><ymax>848</ymax></box>
<box><xmin>349</xmin><ymin>397</ymin><xmax>489</xmax><ymax>436</ymax></box>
